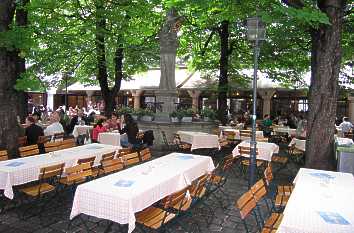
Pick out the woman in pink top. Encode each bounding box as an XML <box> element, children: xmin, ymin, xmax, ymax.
<box><xmin>92</xmin><ymin>119</ymin><xmax>108</xmax><ymax>143</ymax></box>
<box><xmin>106</xmin><ymin>112</ymin><xmax>121</xmax><ymax>131</ymax></box>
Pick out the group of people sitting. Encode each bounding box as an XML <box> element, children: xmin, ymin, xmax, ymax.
<box><xmin>22</xmin><ymin>106</ymin><xmax>146</xmax><ymax>149</ymax></box>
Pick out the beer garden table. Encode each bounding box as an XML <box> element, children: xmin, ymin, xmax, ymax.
<box><xmin>70</xmin><ymin>152</ymin><xmax>215</xmax><ymax>233</ymax></box>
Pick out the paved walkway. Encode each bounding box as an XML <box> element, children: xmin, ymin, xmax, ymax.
<box><xmin>0</xmin><ymin>145</ymin><xmax>299</xmax><ymax>233</ymax></box>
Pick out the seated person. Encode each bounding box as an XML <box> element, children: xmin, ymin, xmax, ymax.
<box><xmin>68</xmin><ymin>109</ymin><xmax>89</xmax><ymax>134</ymax></box>
<box><xmin>119</xmin><ymin>114</ymin><xmax>140</xmax><ymax>148</ymax></box>
<box><xmin>106</xmin><ymin>112</ymin><xmax>121</xmax><ymax>130</ymax></box>
<box><xmin>339</xmin><ymin>117</ymin><xmax>353</xmax><ymax>134</ymax></box>
<box><xmin>32</xmin><ymin>111</ymin><xmax>44</xmax><ymax>128</ymax></box>
<box><xmin>44</xmin><ymin>111</ymin><xmax>64</xmax><ymax>137</ymax></box>
<box><xmin>25</xmin><ymin>116</ymin><xmax>44</xmax><ymax>145</ymax></box>
<box><xmin>92</xmin><ymin>119</ymin><xmax>108</xmax><ymax>143</ymax></box>
<box><xmin>262</xmin><ymin>114</ymin><xmax>273</xmax><ymax>137</ymax></box>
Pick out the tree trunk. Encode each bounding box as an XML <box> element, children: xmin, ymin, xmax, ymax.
<box><xmin>15</xmin><ymin>0</ymin><xmax>30</xmax><ymax>120</ymax></box>
<box><xmin>95</xmin><ymin>1</ymin><xmax>122</xmax><ymax>117</ymax></box>
<box><xmin>217</xmin><ymin>20</ymin><xmax>229</xmax><ymax>125</ymax></box>
<box><xmin>0</xmin><ymin>0</ymin><xmax>22</xmax><ymax>158</ymax></box>
<box><xmin>305</xmin><ymin>0</ymin><xmax>346</xmax><ymax>170</ymax></box>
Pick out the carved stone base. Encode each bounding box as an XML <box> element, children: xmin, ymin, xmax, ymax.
<box><xmin>154</xmin><ymin>89</ymin><xmax>178</xmax><ymax>122</ymax></box>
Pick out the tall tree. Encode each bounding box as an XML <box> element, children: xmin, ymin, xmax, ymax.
<box><xmin>28</xmin><ymin>0</ymin><xmax>161</xmax><ymax>115</ymax></box>
<box><xmin>0</xmin><ymin>0</ymin><xmax>23</xmax><ymax>157</ymax></box>
<box><xmin>278</xmin><ymin>0</ymin><xmax>349</xmax><ymax>169</ymax></box>
<box><xmin>306</xmin><ymin>0</ymin><xmax>347</xmax><ymax>169</ymax></box>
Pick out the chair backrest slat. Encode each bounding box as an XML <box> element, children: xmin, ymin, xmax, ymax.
<box><xmin>77</xmin><ymin>156</ymin><xmax>96</xmax><ymax>167</ymax></box>
<box><xmin>101</xmin><ymin>152</ymin><xmax>115</xmax><ymax>162</ymax></box>
<box><xmin>37</xmin><ymin>135</ymin><xmax>51</xmax><ymax>144</ymax></box>
<box><xmin>58</xmin><ymin>138</ymin><xmax>76</xmax><ymax>150</ymax></box>
<box><xmin>44</xmin><ymin>141</ymin><xmax>62</xmax><ymax>153</ymax></box>
<box><xmin>236</xmin><ymin>190</ymin><xmax>257</xmax><ymax>219</ymax></box>
<box><xmin>139</xmin><ymin>148</ymin><xmax>151</xmax><ymax>162</ymax></box>
<box><xmin>162</xmin><ymin>186</ymin><xmax>190</xmax><ymax>211</ymax></box>
<box><xmin>65</xmin><ymin>162</ymin><xmax>92</xmax><ymax>182</ymax></box>
<box><xmin>40</xmin><ymin>163</ymin><xmax>65</xmax><ymax>179</ymax></box>
<box><xmin>101</xmin><ymin>159</ymin><xmax>124</xmax><ymax>174</ymax></box>
<box><xmin>122</xmin><ymin>152</ymin><xmax>140</xmax><ymax>166</ymax></box>
<box><xmin>19</xmin><ymin>145</ymin><xmax>39</xmax><ymax>157</ymax></box>
<box><xmin>190</xmin><ymin>174</ymin><xmax>208</xmax><ymax>197</ymax></box>
<box><xmin>117</xmin><ymin>148</ymin><xmax>132</xmax><ymax>157</ymax></box>
<box><xmin>250</xmin><ymin>179</ymin><xmax>267</xmax><ymax>202</ymax></box>
<box><xmin>0</xmin><ymin>150</ymin><xmax>8</xmax><ymax>161</ymax></box>
<box><xmin>240</xmin><ymin>130</ymin><xmax>252</xmax><ymax>138</ymax></box>
<box><xmin>238</xmin><ymin>146</ymin><xmax>258</xmax><ymax>156</ymax></box>
<box><xmin>263</xmin><ymin>165</ymin><xmax>273</xmax><ymax>186</ymax></box>
<box><xmin>222</xmin><ymin>155</ymin><xmax>235</xmax><ymax>171</ymax></box>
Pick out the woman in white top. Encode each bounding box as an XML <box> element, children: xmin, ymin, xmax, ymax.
<box><xmin>44</xmin><ymin>111</ymin><xmax>64</xmax><ymax>136</ymax></box>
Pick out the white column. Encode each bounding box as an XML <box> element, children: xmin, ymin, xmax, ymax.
<box><xmin>86</xmin><ymin>90</ymin><xmax>95</xmax><ymax>104</ymax></box>
<box><xmin>131</xmin><ymin>90</ymin><xmax>143</xmax><ymax>110</ymax></box>
<box><xmin>258</xmin><ymin>89</ymin><xmax>276</xmax><ymax>117</ymax></box>
<box><xmin>348</xmin><ymin>96</ymin><xmax>354</xmax><ymax>123</ymax></box>
<box><xmin>47</xmin><ymin>88</ymin><xmax>56</xmax><ymax>111</ymax></box>
<box><xmin>187</xmin><ymin>90</ymin><xmax>201</xmax><ymax>111</ymax></box>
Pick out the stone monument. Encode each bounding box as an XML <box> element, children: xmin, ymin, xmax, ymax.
<box><xmin>154</xmin><ymin>8</ymin><xmax>183</xmax><ymax>122</ymax></box>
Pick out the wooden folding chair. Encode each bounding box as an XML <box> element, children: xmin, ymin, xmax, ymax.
<box><xmin>53</xmin><ymin>132</ymin><xmax>64</xmax><ymax>141</ymax></box>
<box><xmin>161</xmin><ymin>131</ymin><xmax>177</xmax><ymax>151</ymax></box>
<box><xmin>98</xmin><ymin>159</ymin><xmax>124</xmax><ymax>176</ymax></box>
<box><xmin>122</xmin><ymin>152</ymin><xmax>140</xmax><ymax>167</ymax></box>
<box><xmin>44</xmin><ymin>141</ymin><xmax>62</xmax><ymax>153</ymax></box>
<box><xmin>59</xmin><ymin>163</ymin><xmax>92</xmax><ymax>188</ymax></box>
<box><xmin>235</xmin><ymin>189</ymin><xmax>283</xmax><ymax>233</ymax></box>
<box><xmin>174</xmin><ymin>134</ymin><xmax>192</xmax><ymax>151</ymax></box>
<box><xmin>264</xmin><ymin>165</ymin><xmax>294</xmax><ymax>195</ymax></box>
<box><xmin>116</xmin><ymin>148</ymin><xmax>132</xmax><ymax>157</ymax></box>
<box><xmin>58</xmin><ymin>138</ymin><xmax>76</xmax><ymax>150</ymax></box>
<box><xmin>19</xmin><ymin>145</ymin><xmax>39</xmax><ymax>157</ymax></box>
<box><xmin>240</xmin><ymin>130</ymin><xmax>252</xmax><ymax>139</ymax></box>
<box><xmin>19</xmin><ymin>163</ymin><xmax>65</xmax><ymax>219</ymax></box>
<box><xmin>238</xmin><ymin>146</ymin><xmax>264</xmax><ymax>176</ymax></box>
<box><xmin>101</xmin><ymin>151</ymin><xmax>116</xmax><ymax>162</ymax></box>
<box><xmin>37</xmin><ymin>135</ymin><xmax>51</xmax><ymax>144</ymax></box>
<box><xmin>139</xmin><ymin>148</ymin><xmax>152</xmax><ymax>162</ymax></box>
<box><xmin>288</xmin><ymin>144</ymin><xmax>304</xmax><ymax>164</ymax></box>
<box><xmin>18</xmin><ymin>136</ymin><xmax>27</xmax><ymax>147</ymax></box>
<box><xmin>0</xmin><ymin>150</ymin><xmax>8</xmax><ymax>161</ymax></box>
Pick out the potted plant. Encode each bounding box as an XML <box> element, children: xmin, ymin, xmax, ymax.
<box><xmin>181</xmin><ymin>108</ymin><xmax>194</xmax><ymax>123</ymax></box>
<box><xmin>201</xmin><ymin>107</ymin><xmax>217</xmax><ymax>121</ymax></box>
<box><xmin>116</xmin><ymin>106</ymin><xmax>133</xmax><ymax>117</ymax></box>
<box><xmin>140</xmin><ymin>109</ymin><xmax>155</xmax><ymax>121</ymax></box>
<box><xmin>170</xmin><ymin>110</ymin><xmax>180</xmax><ymax>123</ymax></box>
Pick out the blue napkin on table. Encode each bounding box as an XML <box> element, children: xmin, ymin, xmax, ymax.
<box><xmin>5</xmin><ymin>161</ymin><xmax>25</xmax><ymax>167</ymax></box>
<box><xmin>318</xmin><ymin>211</ymin><xmax>350</xmax><ymax>225</ymax></box>
<box><xmin>114</xmin><ymin>179</ymin><xmax>135</xmax><ymax>188</ymax></box>
<box><xmin>309</xmin><ymin>172</ymin><xmax>335</xmax><ymax>180</ymax></box>
<box><xmin>176</xmin><ymin>155</ymin><xmax>194</xmax><ymax>160</ymax></box>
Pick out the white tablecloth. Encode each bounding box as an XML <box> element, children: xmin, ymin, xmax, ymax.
<box><xmin>220</xmin><ymin>129</ymin><xmax>263</xmax><ymax>140</ymax></box>
<box><xmin>273</xmin><ymin>127</ymin><xmax>296</xmax><ymax>135</ymax></box>
<box><xmin>177</xmin><ymin>131</ymin><xmax>220</xmax><ymax>151</ymax></box>
<box><xmin>336</xmin><ymin>137</ymin><xmax>354</xmax><ymax>146</ymax></box>
<box><xmin>70</xmin><ymin>153</ymin><xmax>215</xmax><ymax>233</ymax></box>
<box><xmin>98</xmin><ymin>132</ymin><xmax>122</xmax><ymax>147</ymax></box>
<box><xmin>232</xmin><ymin>141</ymin><xmax>279</xmax><ymax>161</ymax></box>
<box><xmin>289</xmin><ymin>138</ymin><xmax>306</xmax><ymax>152</ymax></box>
<box><xmin>72</xmin><ymin>125</ymin><xmax>93</xmax><ymax>138</ymax></box>
<box><xmin>0</xmin><ymin>143</ymin><xmax>119</xmax><ymax>199</ymax></box>
<box><xmin>277</xmin><ymin>168</ymin><xmax>354</xmax><ymax>233</ymax></box>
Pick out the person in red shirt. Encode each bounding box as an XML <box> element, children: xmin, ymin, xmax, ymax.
<box><xmin>92</xmin><ymin>119</ymin><xmax>108</xmax><ymax>143</ymax></box>
<box><xmin>106</xmin><ymin>112</ymin><xmax>121</xmax><ymax>131</ymax></box>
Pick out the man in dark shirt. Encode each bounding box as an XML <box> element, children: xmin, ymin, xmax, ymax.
<box><xmin>25</xmin><ymin>116</ymin><xmax>44</xmax><ymax>145</ymax></box>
